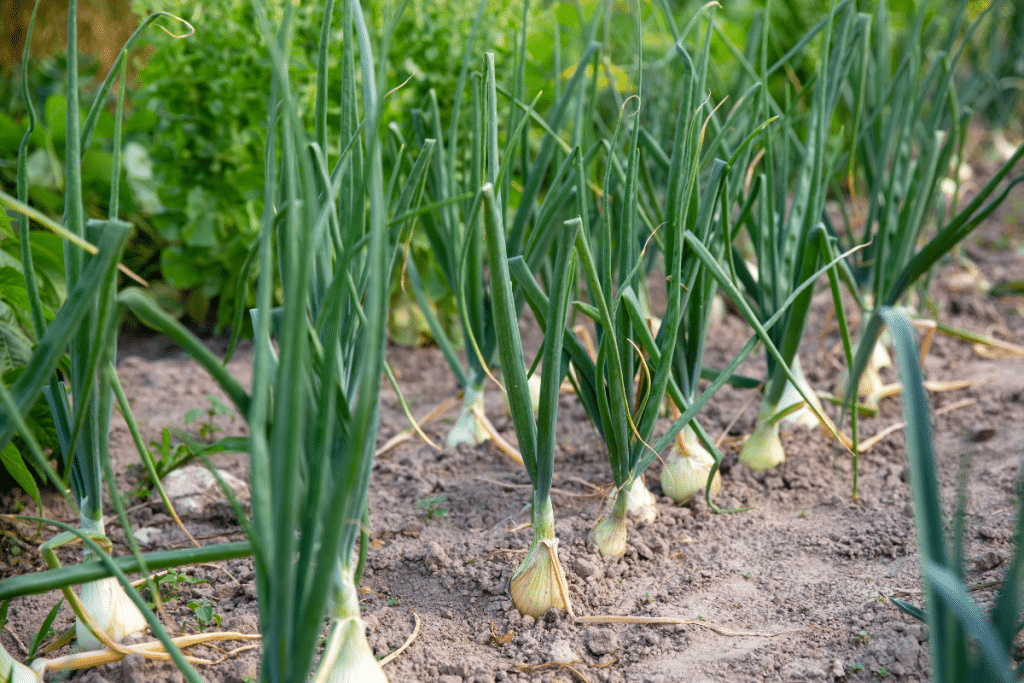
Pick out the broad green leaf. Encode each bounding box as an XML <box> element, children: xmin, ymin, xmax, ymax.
<box><xmin>0</xmin><ymin>443</ymin><xmax>40</xmax><ymax>508</ymax></box>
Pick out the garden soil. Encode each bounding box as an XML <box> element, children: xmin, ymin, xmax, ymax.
<box><xmin>2</xmin><ymin>191</ymin><xmax>1024</xmax><ymax>682</ymax></box>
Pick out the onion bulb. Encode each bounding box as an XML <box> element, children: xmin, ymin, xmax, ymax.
<box><xmin>502</xmin><ymin>374</ymin><xmax>542</xmax><ymax>418</ymax></box>
<box><xmin>0</xmin><ymin>641</ymin><xmax>38</xmax><ymax>682</ymax></box>
<box><xmin>445</xmin><ymin>387</ymin><xmax>489</xmax><ymax>447</ymax></box>
<box><xmin>835</xmin><ymin>337</ymin><xmax>891</xmax><ymax>409</ymax></box>
<box><xmin>608</xmin><ymin>476</ymin><xmax>657</xmax><ymax>524</ymax></box>
<box><xmin>591</xmin><ymin>509</ymin><xmax>628</xmax><ymax>557</ymax></box>
<box><xmin>777</xmin><ymin>356</ymin><xmax>826</xmax><ymax>429</ymax></box>
<box><xmin>312</xmin><ymin>566</ymin><xmax>388</xmax><ymax>683</ymax></box>
<box><xmin>509</xmin><ymin>537</ymin><xmax>569</xmax><ymax>618</ymax></box>
<box><xmin>661</xmin><ymin>425</ymin><xmax>720</xmax><ymax>504</ymax></box>
<box><xmin>76</xmin><ymin>576</ymin><xmax>148</xmax><ymax>651</ymax></box>
<box><xmin>312</xmin><ymin>615</ymin><xmax>387</xmax><ymax>683</ymax></box>
<box><xmin>738</xmin><ymin>417</ymin><xmax>785</xmax><ymax>472</ymax></box>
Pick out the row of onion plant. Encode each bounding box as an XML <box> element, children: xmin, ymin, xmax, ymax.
<box><xmin>0</xmin><ymin>1</ymin><xmax>231</xmax><ymax>680</ymax></box>
<box><xmin>1</xmin><ymin>0</ymin><xmax>430</xmax><ymax>681</ymax></box>
<box><xmin>833</xmin><ymin>0</ymin><xmax>1024</xmax><ymax>417</ymax></box>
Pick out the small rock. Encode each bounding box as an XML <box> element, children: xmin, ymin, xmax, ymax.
<box><xmin>973</xmin><ymin>550</ymin><xmax>1007</xmax><ymax>572</ymax></box>
<box><xmin>441</xmin><ymin>662</ymin><xmax>472</xmax><ymax>678</ymax></box>
<box><xmin>402</xmin><ymin>519</ymin><xmax>424</xmax><ymax>537</ymax></box>
<box><xmin>586</xmin><ymin>627</ymin><xmax>619</xmax><ymax>656</ymax></box>
<box><xmin>547</xmin><ymin>638</ymin><xmax>576</xmax><ymax>662</ymax></box>
<box><xmin>437</xmin><ymin>676</ymin><xmax>463</xmax><ymax>683</ymax></box>
<box><xmin>79</xmin><ymin>673</ymin><xmax>114</xmax><ymax>683</ymax></box>
<box><xmin>573</xmin><ymin>557</ymin><xmax>603</xmax><ymax>579</ymax></box>
<box><xmin>425</xmin><ymin>541</ymin><xmax>451</xmax><ymax>570</ymax></box>
<box><xmin>119</xmin><ymin>653</ymin><xmax>146</xmax><ymax>683</ymax></box>
<box><xmin>894</xmin><ymin>634</ymin><xmax>921</xmax><ymax>667</ymax></box>
<box><xmin>132</xmin><ymin>526</ymin><xmax>162</xmax><ymax>547</ymax></box>
<box><xmin>780</xmin><ymin>657</ymin><xmax>826</xmax><ymax>681</ymax></box>
<box><xmin>223</xmin><ymin>613</ymin><xmax>259</xmax><ymax>633</ymax></box>
<box><xmin>830</xmin><ymin>658</ymin><xmax>846</xmax><ymax>679</ymax></box>
<box><xmin>154</xmin><ymin>465</ymin><xmax>249</xmax><ymax>518</ymax></box>
<box><xmin>632</xmin><ymin>539</ymin><xmax>654</xmax><ymax>560</ymax></box>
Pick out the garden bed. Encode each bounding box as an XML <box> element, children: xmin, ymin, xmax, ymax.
<box><xmin>1</xmin><ymin>202</ymin><xmax>1023</xmax><ymax>683</ymax></box>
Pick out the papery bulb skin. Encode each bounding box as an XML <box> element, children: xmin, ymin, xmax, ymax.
<box><xmin>76</xmin><ymin>576</ymin><xmax>148</xmax><ymax>651</ymax></box>
<box><xmin>661</xmin><ymin>427</ymin><xmax>720</xmax><ymax>504</ymax></box>
<box><xmin>777</xmin><ymin>356</ymin><xmax>826</xmax><ymax>429</ymax></box>
<box><xmin>591</xmin><ymin>510</ymin><xmax>628</xmax><ymax>557</ymax></box>
<box><xmin>0</xmin><ymin>641</ymin><xmax>38</xmax><ymax>683</ymax></box>
<box><xmin>615</xmin><ymin>476</ymin><xmax>657</xmax><ymax>524</ymax></box>
<box><xmin>446</xmin><ymin>389</ymin><xmax>489</xmax><ymax>447</ymax></box>
<box><xmin>313</xmin><ymin>617</ymin><xmax>388</xmax><ymax>683</ymax></box>
<box><xmin>738</xmin><ymin>420</ymin><xmax>786</xmax><ymax>472</ymax></box>
<box><xmin>509</xmin><ymin>537</ymin><xmax>568</xmax><ymax>618</ymax></box>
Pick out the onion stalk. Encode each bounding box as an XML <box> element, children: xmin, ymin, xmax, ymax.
<box><xmin>482</xmin><ymin>134</ymin><xmax>579</xmax><ymax>621</ymax></box>
<box><xmin>404</xmin><ymin>16</ymin><xmax>597</xmax><ymax>450</ymax></box>
<box><xmin>726</xmin><ymin>3</ymin><xmax>864</xmax><ymax>471</ymax></box>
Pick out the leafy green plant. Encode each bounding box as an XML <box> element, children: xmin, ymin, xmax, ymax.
<box><xmin>184</xmin><ymin>395</ymin><xmax>233</xmax><ymax>442</ymax></box>
<box><xmin>126</xmin><ymin>0</ymin><xmax>523</xmax><ymax>331</ymax></box>
<box><xmin>182</xmin><ymin>599</ymin><xmax>221</xmax><ymax>633</ymax></box>
<box><xmin>416</xmin><ymin>495</ymin><xmax>449</xmax><ymax>521</ymax></box>
<box><xmin>148</xmin><ymin>568</ymin><xmax>209</xmax><ymax>606</ymax></box>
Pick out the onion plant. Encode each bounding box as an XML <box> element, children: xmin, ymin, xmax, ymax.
<box><xmin>729</xmin><ymin>2</ymin><xmax>868</xmax><ymax>472</ymax></box>
<box><xmin>833</xmin><ymin>0</ymin><xmax>1024</xmax><ymax>411</ymax></box>
<box><xmin>0</xmin><ymin>2</ymin><xmax>226</xmax><ymax>680</ymax></box>
<box><xmin>484</xmin><ymin>182</ymin><xmax>579</xmax><ymax>618</ymax></box>
<box><xmin>220</xmin><ymin>1</ymin><xmax>426</xmax><ymax>679</ymax></box>
<box><xmin>402</xmin><ymin>2</ymin><xmax>597</xmax><ymax>450</ymax></box>
<box><xmin>880</xmin><ymin>306</ymin><xmax>1023</xmax><ymax>683</ymax></box>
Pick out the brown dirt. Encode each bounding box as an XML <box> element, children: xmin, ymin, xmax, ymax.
<box><xmin>1</xmin><ymin>197</ymin><xmax>1023</xmax><ymax>682</ymax></box>
<box><xmin>1</xmin><ymin>0</ymin><xmax>140</xmax><ymax>78</ymax></box>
